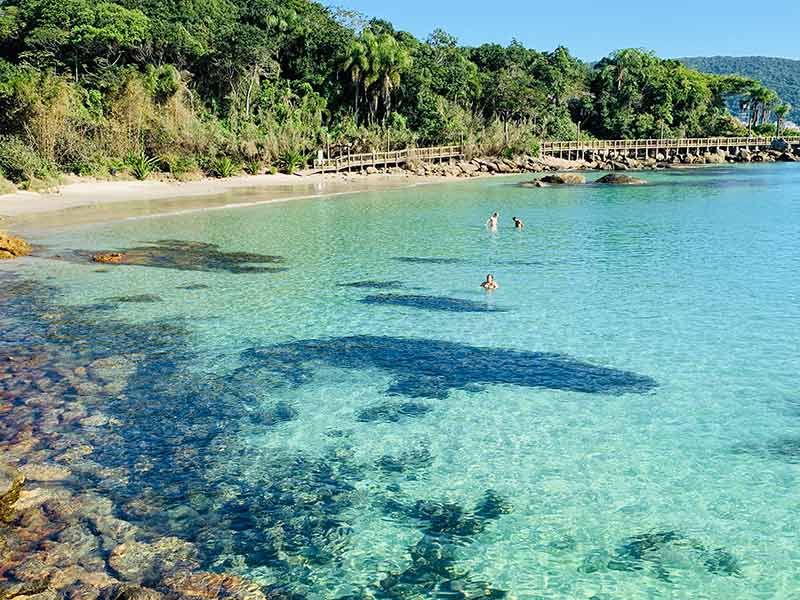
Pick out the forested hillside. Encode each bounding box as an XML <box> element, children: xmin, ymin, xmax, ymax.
<box><xmin>681</xmin><ymin>56</ymin><xmax>800</xmax><ymax>123</ymax></box>
<box><xmin>0</xmin><ymin>0</ymin><xmax>779</xmax><ymax>187</ymax></box>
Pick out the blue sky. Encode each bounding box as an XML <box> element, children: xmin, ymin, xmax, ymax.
<box><xmin>327</xmin><ymin>1</ymin><xmax>800</xmax><ymax>61</ymax></box>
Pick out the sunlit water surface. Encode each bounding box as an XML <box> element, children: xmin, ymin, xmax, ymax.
<box><xmin>3</xmin><ymin>165</ymin><xmax>800</xmax><ymax>599</ymax></box>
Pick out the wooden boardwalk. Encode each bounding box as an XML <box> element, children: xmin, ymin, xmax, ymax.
<box><xmin>304</xmin><ymin>145</ymin><xmax>463</xmax><ymax>175</ymax></box>
<box><xmin>540</xmin><ymin>136</ymin><xmax>800</xmax><ymax>160</ymax></box>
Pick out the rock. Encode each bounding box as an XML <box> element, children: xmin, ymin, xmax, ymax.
<box><xmin>365</xmin><ymin>166</ymin><xmax>378</xmax><ymax>175</ymax></box>
<box><xmin>91</xmin><ymin>253</ymin><xmax>126</xmax><ymax>265</ymax></box>
<box><xmin>108</xmin><ymin>537</ymin><xmax>198</xmax><ymax>582</ymax></box>
<box><xmin>778</xmin><ymin>152</ymin><xmax>797</xmax><ymax>162</ymax></box>
<box><xmin>99</xmin><ymin>585</ymin><xmax>163</xmax><ymax>600</ymax></box>
<box><xmin>0</xmin><ymin>465</ymin><xmax>25</xmax><ymax>523</ymax></box>
<box><xmin>162</xmin><ymin>573</ymin><xmax>266</xmax><ymax>600</ymax></box>
<box><xmin>534</xmin><ymin>173</ymin><xmax>586</xmax><ymax>186</ymax></box>
<box><xmin>595</xmin><ymin>174</ymin><xmax>647</xmax><ymax>185</ymax></box>
<box><xmin>0</xmin><ymin>233</ymin><xmax>31</xmax><ymax>260</ymax></box>
<box><xmin>771</xmin><ymin>138</ymin><xmax>790</xmax><ymax>152</ymax></box>
<box><xmin>19</xmin><ymin>463</ymin><xmax>71</xmax><ymax>482</ymax></box>
<box><xmin>610</xmin><ymin>161</ymin><xmax>628</xmax><ymax>171</ymax></box>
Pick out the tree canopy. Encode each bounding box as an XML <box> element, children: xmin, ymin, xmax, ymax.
<box><xmin>0</xmin><ymin>0</ymin><xmax>786</xmax><ymax>183</ymax></box>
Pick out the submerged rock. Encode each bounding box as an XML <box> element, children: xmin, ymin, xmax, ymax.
<box><xmin>0</xmin><ymin>465</ymin><xmax>24</xmax><ymax>523</ymax></box>
<box><xmin>108</xmin><ymin>537</ymin><xmax>199</xmax><ymax>582</ymax></box>
<box><xmin>240</xmin><ymin>335</ymin><xmax>657</xmax><ymax>400</ymax></box>
<box><xmin>582</xmin><ymin>530</ymin><xmax>742</xmax><ymax>580</ymax></box>
<box><xmin>595</xmin><ymin>174</ymin><xmax>647</xmax><ymax>185</ymax></box>
<box><xmin>360</xmin><ymin>293</ymin><xmax>507</xmax><ymax>313</ymax></box>
<box><xmin>0</xmin><ymin>233</ymin><xmax>32</xmax><ymax>260</ymax></box>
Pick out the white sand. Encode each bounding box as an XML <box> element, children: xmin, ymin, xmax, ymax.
<box><xmin>0</xmin><ymin>172</ymin><xmax>422</xmax><ymax>217</ymax></box>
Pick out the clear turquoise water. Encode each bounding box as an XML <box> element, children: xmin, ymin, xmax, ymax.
<box><xmin>5</xmin><ymin>165</ymin><xmax>800</xmax><ymax>598</ymax></box>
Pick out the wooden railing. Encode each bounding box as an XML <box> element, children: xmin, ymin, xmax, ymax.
<box><xmin>540</xmin><ymin>137</ymin><xmax>800</xmax><ymax>155</ymax></box>
<box><xmin>311</xmin><ymin>145</ymin><xmax>463</xmax><ymax>173</ymax></box>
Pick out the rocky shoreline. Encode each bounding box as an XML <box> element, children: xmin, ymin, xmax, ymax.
<box><xmin>395</xmin><ymin>140</ymin><xmax>800</xmax><ymax>179</ymax></box>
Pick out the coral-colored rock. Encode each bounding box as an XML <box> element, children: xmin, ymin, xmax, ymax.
<box><xmin>108</xmin><ymin>537</ymin><xmax>198</xmax><ymax>582</ymax></box>
<box><xmin>91</xmin><ymin>253</ymin><xmax>126</xmax><ymax>264</ymax></box>
<box><xmin>163</xmin><ymin>573</ymin><xmax>266</xmax><ymax>600</ymax></box>
<box><xmin>0</xmin><ymin>233</ymin><xmax>31</xmax><ymax>260</ymax></box>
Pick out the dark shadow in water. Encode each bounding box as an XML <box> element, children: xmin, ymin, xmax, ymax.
<box><xmin>393</xmin><ymin>257</ymin><xmax>469</xmax><ymax>265</ymax></box>
<box><xmin>580</xmin><ymin>531</ymin><xmax>741</xmax><ymax>581</ymax></box>
<box><xmin>240</xmin><ymin>335</ymin><xmax>657</xmax><ymax>399</ymax></box>
<box><xmin>361</xmin><ymin>293</ymin><xmax>508</xmax><ymax>313</ymax></box>
<box><xmin>68</xmin><ymin>239</ymin><xmax>286</xmax><ymax>274</ymax></box>
<box><xmin>734</xmin><ymin>437</ymin><xmax>800</xmax><ymax>464</ymax></box>
<box><xmin>338</xmin><ymin>280</ymin><xmax>405</xmax><ymax>289</ymax></box>
<box><xmin>373</xmin><ymin>489</ymin><xmax>511</xmax><ymax>597</ymax></box>
<box><xmin>376</xmin><ymin>444</ymin><xmax>434</xmax><ymax>475</ymax></box>
<box><xmin>177</xmin><ymin>283</ymin><xmax>211</xmax><ymax>290</ymax></box>
<box><xmin>356</xmin><ymin>401</ymin><xmax>432</xmax><ymax>422</ymax></box>
<box><xmin>102</xmin><ymin>294</ymin><xmax>163</xmax><ymax>303</ymax></box>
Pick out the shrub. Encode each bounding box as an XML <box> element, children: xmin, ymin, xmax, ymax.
<box><xmin>210</xmin><ymin>157</ymin><xmax>238</xmax><ymax>178</ymax></box>
<box><xmin>278</xmin><ymin>150</ymin><xmax>306</xmax><ymax>174</ymax></box>
<box><xmin>244</xmin><ymin>159</ymin><xmax>262</xmax><ymax>175</ymax></box>
<box><xmin>0</xmin><ymin>136</ymin><xmax>56</xmax><ymax>183</ymax></box>
<box><xmin>162</xmin><ymin>154</ymin><xmax>199</xmax><ymax>179</ymax></box>
<box><xmin>0</xmin><ymin>176</ymin><xmax>16</xmax><ymax>194</ymax></box>
<box><xmin>269</xmin><ymin>165</ymin><xmax>278</xmax><ymax>175</ymax></box>
<box><xmin>127</xmin><ymin>152</ymin><xmax>160</xmax><ymax>181</ymax></box>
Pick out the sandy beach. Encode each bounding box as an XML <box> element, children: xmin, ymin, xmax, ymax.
<box><xmin>0</xmin><ymin>171</ymin><xmax>438</xmax><ymax>232</ymax></box>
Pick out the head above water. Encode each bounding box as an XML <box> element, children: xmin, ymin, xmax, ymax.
<box><xmin>486</xmin><ymin>274</ymin><xmax>494</xmax><ymax>282</ymax></box>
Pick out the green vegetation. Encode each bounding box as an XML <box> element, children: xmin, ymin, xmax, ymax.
<box><xmin>681</xmin><ymin>56</ymin><xmax>800</xmax><ymax>124</ymax></box>
<box><xmin>128</xmin><ymin>152</ymin><xmax>160</xmax><ymax>181</ymax></box>
<box><xmin>0</xmin><ymin>0</ymin><xmax>788</xmax><ymax>187</ymax></box>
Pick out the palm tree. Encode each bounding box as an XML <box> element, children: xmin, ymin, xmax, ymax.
<box><xmin>341</xmin><ymin>37</ymin><xmax>369</xmax><ymax>126</ymax></box>
<box><xmin>775</xmin><ymin>103</ymin><xmax>791</xmax><ymax>137</ymax></box>
<box><xmin>362</xmin><ymin>33</ymin><xmax>412</xmax><ymax>125</ymax></box>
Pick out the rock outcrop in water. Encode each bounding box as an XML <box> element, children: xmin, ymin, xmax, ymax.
<box><xmin>83</xmin><ymin>240</ymin><xmax>286</xmax><ymax>274</ymax></box>
<box><xmin>0</xmin><ymin>232</ymin><xmax>31</xmax><ymax>260</ymax></box>
<box><xmin>595</xmin><ymin>174</ymin><xmax>647</xmax><ymax>185</ymax></box>
<box><xmin>360</xmin><ymin>293</ymin><xmax>508</xmax><ymax>313</ymax></box>
<box><xmin>0</xmin><ymin>465</ymin><xmax>24</xmax><ymax>523</ymax></box>
<box><xmin>520</xmin><ymin>173</ymin><xmax>586</xmax><ymax>187</ymax></box>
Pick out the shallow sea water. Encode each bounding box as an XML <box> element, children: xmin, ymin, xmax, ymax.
<box><xmin>3</xmin><ymin>165</ymin><xmax>800</xmax><ymax>598</ymax></box>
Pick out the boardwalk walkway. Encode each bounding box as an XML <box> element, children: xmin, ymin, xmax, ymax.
<box><xmin>304</xmin><ymin>145</ymin><xmax>463</xmax><ymax>175</ymax></box>
<box><xmin>540</xmin><ymin>136</ymin><xmax>800</xmax><ymax>160</ymax></box>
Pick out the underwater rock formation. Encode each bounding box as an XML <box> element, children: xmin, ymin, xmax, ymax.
<box><xmin>82</xmin><ymin>240</ymin><xmax>286</xmax><ymax>274</ymax></box>
<box><xmin>360</xmin><ymin>294</ymin><xmax>508</xmax><ymax>313</ymax></box>
<box><xmin>241</xmin><ymin>335</ymin><xmax>657</xmax><ymax>399</ymax></box>
<box><xmin>580</xmin><ymin>531</ymin><xmax>742</xmax><ymax>580</ymax></box>
<box><xmin>0</xmin><ymin>465</ymin><xmax>24</xmax><ymax>523</ymax></box>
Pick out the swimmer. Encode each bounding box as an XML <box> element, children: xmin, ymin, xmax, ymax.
<box><xmin>486</xmin><ymin>211</ymin><xmax>499</xmax><ymax>230</ymax></box>
<box><xmin>480</xmin><ymin>274</ymin><xmax>499</xmax><ymax>290</ymax></box>
<box><xmin>513</xmin><ymin>216</ymin><xmax>524</xmax><ymax>229</ymax></box>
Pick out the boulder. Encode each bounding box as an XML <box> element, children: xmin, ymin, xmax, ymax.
<box><xmin>108</xmin><ymin>537</ymin><xmax>198</xmax><ymax>582</ymax></box>
<box><xmin>365</xmin><ymin>166</ymin><xmax>378</xmax><ymax>175</ymax></box>
<box><xmin>0</xmin><ymin>233</ymin><xmax>31</xmax><ymax>260</ymax></box>
<box><xmin>778</xmin><ymin>152</ymin><xmax>798</xmax><ymax>162</ymax></box>
<box><xmin>0</xmin><ymin>465</ymin><xmax>25</xmax><ymax>523</ymax></box>
<box><xmin>595</xmin><ymin>174</ymin><xmax>647</xmax><ymax>185</ymax></box>
<box><xmin>522</xmin><ymin>173</ymin><xmax>585</xmax><ymax>187</ymax></box>
<box><xmin>771</xmin><ymin>138</ymin><xmax>790</xmax><ymax>152</ymax></box>
<box><xmin>92</xmin><ymin>253</ymin><xmax>126</xmax><ymax>264</ymax></box>
<box><xmin>610</xmin><ymin>161</ymin><xmax>629</xmax><ymax>171</ymax></box>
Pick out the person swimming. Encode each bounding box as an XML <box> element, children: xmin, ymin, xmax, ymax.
<box><xmin>513</xmin><ymin>216</ymin><xmax>524</xmax><ymax>229</ymax></box>
<box><xmin>486</xmin><ymin>212</ymin><xmax>499</xmax><ymax>230</ymax></box>
<box><xmin>480</xmin><ymin>274</ymin><xmax>499</xmax><ymax>290</ymax></box>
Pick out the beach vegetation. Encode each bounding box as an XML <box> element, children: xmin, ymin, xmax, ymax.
<box><xmin>210</xmin><ymin>157</ymin><xmax>238</xmax><ymax>178</ymax></box>
<box><xmin>127</xmin><ymin>152</ymin><xmax>160</xmax><ymax>181</ymax></box>
<box><xmin>0</xmin><ymin>0</ymin><xmax>787</xmax><ymax>182</ymax></box>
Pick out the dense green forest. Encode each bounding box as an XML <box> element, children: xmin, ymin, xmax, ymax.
<box><xmin>681</xmin><ymin>56</ymin><xmax>800</xmax><ymax>123</ymax></box>
<box><xmin>0</xmin><ymin>0</ymin><xmax>786</xmax><ymax>187</ymax></box>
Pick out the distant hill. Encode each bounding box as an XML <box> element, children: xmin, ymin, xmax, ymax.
<box><xmin>680</xmin><ymin>56</ymin><xmax>800</xmax><ymax>123</ymax></box>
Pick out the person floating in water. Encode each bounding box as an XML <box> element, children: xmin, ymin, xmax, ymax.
<box><xmin>513</xmin><ymin>216</ymin><xmax>524</xmax><ymax>229</ymax></box>
<box><xmin>486</xmin><ymin>212</ymin><xmax>499</xmax><ymax>231</ymax></box>
<box><xmin>480</xmin><ymin>274</ymin><xmax>499</xmax><ymax>290</ymax></box>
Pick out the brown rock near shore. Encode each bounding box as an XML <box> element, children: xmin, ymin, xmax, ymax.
<box><xmin>0</xmin><ymin>233</ymin><xmax>31</xmax><ymax>260</ymax></box>
<box><xmin>91</xmin><ymin>253</ymin><xmax>126</xmax><ymax>264</ymax></box>
<box><xmin>521</xmin><ymin>173</ymin><xmax>586</xmax><ymax>187</ymax></box>
<box><xmin>595</xmin><ymin>174</ymin><xmax>647</xmax><ymax>185</ymax></box>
